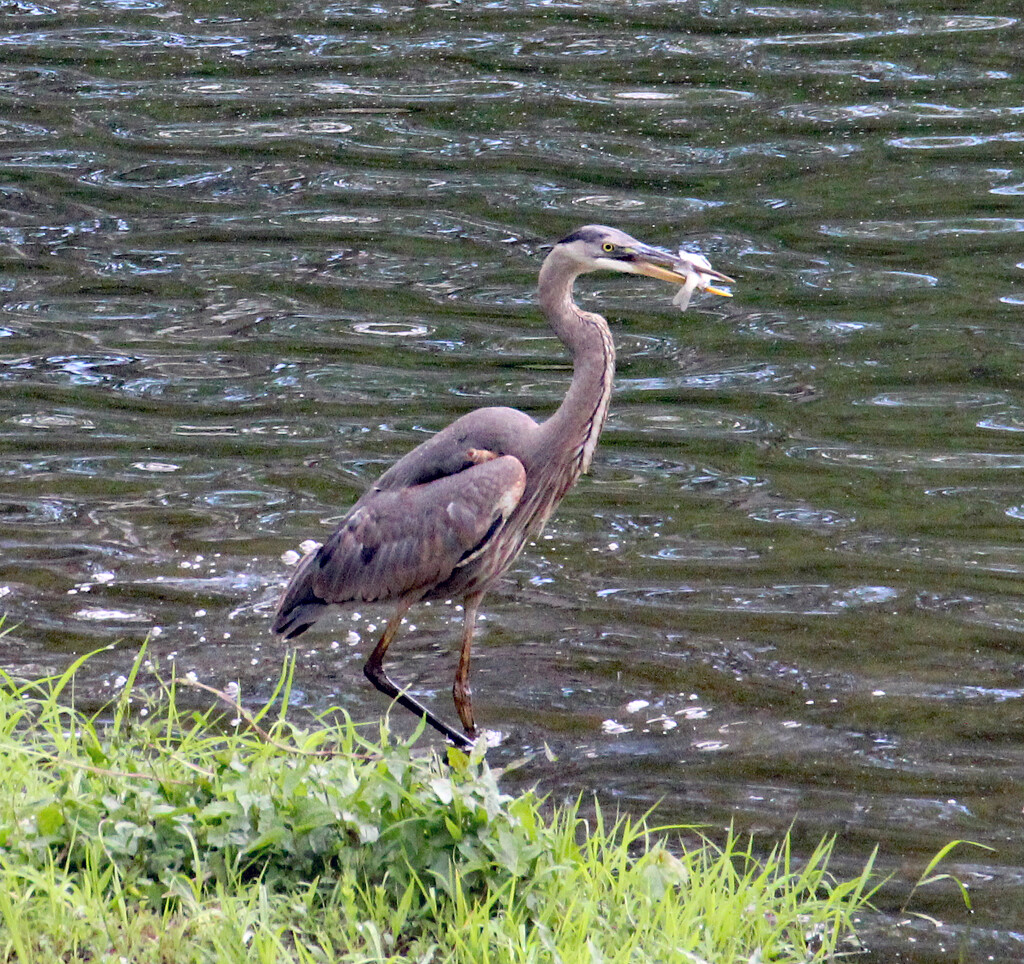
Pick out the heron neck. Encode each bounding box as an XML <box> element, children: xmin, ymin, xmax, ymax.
<box><xmin>535</xmin><ymin>253</ymin><xmax>616</xmax><ymax>478</ymax></box>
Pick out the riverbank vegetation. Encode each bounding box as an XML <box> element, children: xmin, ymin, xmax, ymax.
<box><xmin>0</xmin><ymin>649</ymin><xmax>878</xmax><ymax>962</ymax></box>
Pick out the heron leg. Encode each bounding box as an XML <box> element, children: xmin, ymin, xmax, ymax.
<box><xmin>363</xmin><ymin>603</ymin><xmax>473</xmax><ymax>750</ymax></box>
<box><xmin>453</xmin><ymin>593</ymin><xmax>483</xmax><ymax>737</ymax></box>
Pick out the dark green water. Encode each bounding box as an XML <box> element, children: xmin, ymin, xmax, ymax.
<box><xmin>2</xmin><ymin>2</ymin><xmax>1024</xmax><ymax>958</ymax></box>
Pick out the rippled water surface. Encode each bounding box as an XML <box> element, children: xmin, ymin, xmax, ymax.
<box><xmin>3</xmin><ymin>1</ymin><xmax>1024</xmax><ymax>958</ymax></box>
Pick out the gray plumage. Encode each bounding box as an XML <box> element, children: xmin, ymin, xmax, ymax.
<box><xmin>272</xmin><ymin>225</ymin><xmax>733</xmax><ymax>748</ymax></box>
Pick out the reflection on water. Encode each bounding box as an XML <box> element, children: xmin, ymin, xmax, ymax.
<box><xmin>1</xmin><ymin>0</ymin><xmax>1024</xmax><ymax>958</ymax></box>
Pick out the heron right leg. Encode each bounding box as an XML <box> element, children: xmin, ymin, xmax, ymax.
<box><xmin>363</xmin><ymin>604</ymin><xmax>473</xmax><ymax>750</ymax></box>
<box><xmin>453</xmin><ymin>593</ymin><xmax>483</xmax><ymax>737</ymax></box>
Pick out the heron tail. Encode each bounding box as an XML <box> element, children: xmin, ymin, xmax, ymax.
<box><xmin>272</xmin><ymin>600</ymin><xmax>327</xmax><ymax>639</ymax></box>
<box><xmin>272</xmin><ymin>547</ymin><xmax>328</xmax><ymax>639</ymax></box>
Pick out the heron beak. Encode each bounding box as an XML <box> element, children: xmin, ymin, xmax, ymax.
<box><xmin>628</xmin><ymin>244</ymin><xmax>735</xmax><ymax>298</ymax></box>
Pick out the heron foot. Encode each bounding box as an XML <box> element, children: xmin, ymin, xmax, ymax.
<box><xmin>363</xmin><ymin>659</ymin><xmax>473</xmax><ymax>750</ymax></box>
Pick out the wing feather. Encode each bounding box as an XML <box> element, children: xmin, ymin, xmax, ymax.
<box><xmin>272</xmin><ymin>454</ymin><xmax>525</xmax><ymax>636</ymax></box>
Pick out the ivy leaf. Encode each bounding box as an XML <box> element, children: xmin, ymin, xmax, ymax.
<box><xmin>36</xmin><ymin>803</ymin><xmax>64</xmax><ymax>836</ymax></box>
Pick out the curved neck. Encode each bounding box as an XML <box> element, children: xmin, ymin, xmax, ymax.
<box><xmin>534</xmin><ymin>249</ymin><xmax>616</xmax><ymax>478</ymax></box>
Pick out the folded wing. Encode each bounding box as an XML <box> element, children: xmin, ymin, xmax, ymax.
<box><xmin>272</xmin><ymin>453</ymin><xmax>526</xmax><ymax>639</ymax></box>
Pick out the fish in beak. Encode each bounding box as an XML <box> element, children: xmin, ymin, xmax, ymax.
<box><xmin>628</xmin><ymin>243</ymin><xmax>735</xmax><ymax>311</ymax></box>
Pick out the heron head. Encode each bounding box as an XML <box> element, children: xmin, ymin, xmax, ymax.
<box><xmin>554</xmin><ymin>224</ymin><xmax>733</xmax><ymax>299</ymax></box>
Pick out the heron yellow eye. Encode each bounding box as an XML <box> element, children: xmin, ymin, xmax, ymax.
<box><xmin>602</xmin><ymin>243</ymin><xmax>615</xmax><ymax>253</ymax></box>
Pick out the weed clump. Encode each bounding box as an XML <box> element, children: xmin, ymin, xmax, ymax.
<box><xmin>0</xmin><ymin>650</ymin><xmax>876</xmax><ymax>962</ymax></box>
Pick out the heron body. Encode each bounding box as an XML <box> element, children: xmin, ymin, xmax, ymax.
<box><xmin>272</xmin><ymin>225</ymin><xmax>732</xmax><ymax>748</ymax></box>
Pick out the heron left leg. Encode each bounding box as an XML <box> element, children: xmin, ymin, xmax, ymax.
<box><xmin>453</xmin><ymin>593</ymin><xmax>483</xmax><ymax>736</ymax></box>
<box><xmin>364</xmin><ymin>601</ymin><xmax>472</xmax><ymax>750</ymax></box>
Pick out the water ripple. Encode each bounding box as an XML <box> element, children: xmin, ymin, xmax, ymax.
<box><xmin>118</xmin><ymin>118</ymin><xmax>355</xmax><ymax>145</ymax></box>
<box><xmin>979</xmin><ymin>411</ymin><xmax>1024</xmax><ymax>433</ymax></box>
<box><xmin>621</xmin><ymin>364</ymin><xmax>809</xmax><ymax>394</ymax></box>
<box><xmin>747</xmin><ymin>506</ymin><xmax>855</xmax><ymax>530</ymax></box>
<box><xmin>837</xmin><ymin>536</ymin><xmax>1024</xmax><ymax>577</ymax></box>
<box><xmin>889</xmin><ymin>133</ymin><xmax>1024</xmax><ymax>151</ymax></box>
<box><xmin>0</xmin><ymin>497</ymin><xmax>77</xmax><ymax>525</ymax></box>
<box><xmin>788</xmin><ymin>445</ymin><xmax>1024</xmax><ymax>472</ymax></box>
<box><xmin>0</xmin><ymin>27</ymin><xmax>247</xmax><ymax>51</ymax></box>
<box><xmin>820</xmin><ymin>218</ymin><xmax>1024</xmax><ymax>241</ymax></box>
<box><xmin>81</xmin><ymin>162</ymin><xmax>235</xmax><ymax>190</ymax></box>
<box><xmin>753</xmin><ymin>15</ymin><xmax>1017</xmax><ymax>47</ymax></box>
<box><xmin>596</xmin><ymin>582</ymin><xmax>901</xmax><ymax>616</ymax></box>
<box><xmin>607</xmin><ymin>409</ymin><xmax>775</xmax><ymax>440</ymax></box>
<box><xmin>917</xmin><ymin>593</ymin><xmax>1024</xmax><ymax>635</ymax></box>
<box><xmin>865</xmin><ymin>391</ymin><xmax>1009</xmax><ymax>409</ymax></box>
<box><xmin>739</xmin><ymin>314</ymin><xmax>882</xmax><ymax>342</ymax></box>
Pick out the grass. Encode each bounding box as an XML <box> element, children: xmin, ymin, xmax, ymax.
<box><xmin>0</xmin><ymin>646</ymin><xmax>879</xmax><ymax>963</ymax></box>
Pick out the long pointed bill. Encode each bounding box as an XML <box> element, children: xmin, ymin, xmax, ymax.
<box><xmin>627</xmin><ymin>244</ymin><xmax>735</xmax><ymax>311</ymax></box>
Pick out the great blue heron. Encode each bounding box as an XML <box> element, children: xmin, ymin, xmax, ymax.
<box><xmin>272</xmin><ymin>225</ymin><xmax>733</xmax><ymax>748</ymax></box>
